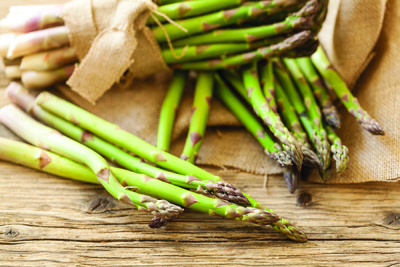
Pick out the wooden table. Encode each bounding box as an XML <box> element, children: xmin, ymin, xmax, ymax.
<box><xmin>1</xmin><ymin>1</ymin><xmax>400</xmax><ymax>266</ymax></box>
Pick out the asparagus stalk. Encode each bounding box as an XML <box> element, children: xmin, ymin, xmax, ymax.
<box><xmin>295</xmin><ymin>57</ymin><xmax>341</xmax><ymax>128</ymax></box>
<box><xmin>324</xmin><ymin>122</ymin><xmax>349</xmax><ymax>173</ymax></box>
<box><xmin>172</xmin><ymin>30</ymin><xmax>313</xmax><ymax>70</ymax></box>
<box><xmin>152</xmin><ymin>0</ymin><xmax>299</xmax><ymax>43</ymax></box>
<box><xmin>6</xmin><ymin>82</ymin><xmax>249</xmax><ymax>205</ymax></box>
<box><xmin>34</xmin><ymin>91</ymin><xmax>307</xmax><ymax>242</ymax></box>
<box><xmin>0</xmin><ymin>137</ymin><xmax>282</xmax><ymax>227</ymax></box>
<box><xmin>4</xmin><ymin>66</ymin><xmax>22</xmax><ymax>79</ymax></box>
<box><xmin>275</xmin><ymin>58</ymin><xmax>331</xmax><ymax>175</ymax></box>
<box><xmin>260</xmin><ymin>60</ymin><xmax>278</xmax><ymax>113</ymax></box>
<box><xmin>273</xmin><ymin>74</ymin><xmax>321</xmax><ymax>169</ymax></box>
<box><xmin>7</xmin><ymin>26</ymin><xmax>69</xmax><ymax>59</ymax></box>
<box><xmin>157</xmin><ymin>71</ymin><xmax>187</xmax><ymax>152</ymax></box>
<box><xmin>170</xmin><ymin>0</ymin><xmax>318</xmax><ymax>45</ymax></box>
<box><xmin>0</xmin><ymin>33</ymin><xmax>18</xmax><ymax>57</ymax></box>
<box><xmin>148</xmin><ymin>0</ymin><xmax>245</xmax><ymax>24</ymax></box>
<box><xmin>311</xmin><ymin>46</ymin><xmax>385</xmax><ymax>135</ymax></box>
<box><xmin>214</xmin><ymin>74</ymin><xmax>292</xmax><ymax>167</ymax></box>
<box><xmin>0</xmin><ymin>104</ymin><xmax>183</xmax><ymax>221</ymax></box>
<box><xmin>283</xmin><ymin>166</ymin><xmax>300</xmax><ymax>194</ymax></box>
<box><xmin>181</xmin><ymin>71</ymin><xmax>214</xmax><ymax>163</ymax></box>
<box><xmin>20</xmin><ymin>46</ymin><xmax>78</xmax><ymax>71</ymax></box>
<box><xmin>21</xmin><ymin>65</ymin><xmax>74</xmax><ymax>89</ymax></box>
<box><xmin>241</xmin><ymin>61</ymin><xmax>303</xmax><ymax>171</ymax></box>
<box><xmin>0</xmin><ymin>5</ymin><xmax>64</xmax><ymax>33</ymax></box>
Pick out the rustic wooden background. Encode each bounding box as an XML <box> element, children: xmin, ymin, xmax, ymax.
<box><xmin>1</xmin><ymin>1</ymin><xmax>400</xmax><ymax>266</ymax></box>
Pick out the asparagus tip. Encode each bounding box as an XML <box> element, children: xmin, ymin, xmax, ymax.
<box><xmin>148</xmin><ymin>216</ymin><xmax>169</xmax><ymax>229</ymax></box>
<box><xmin>209</xmin><ymin>182</ymin><xmax>251</xmax><ymax>206</ymax></box>
<box><xmin>283</xmin><ymin>167</ymin><xmax>300</xmax><ymax>194</ymax></box>
<box><xmin>318</xmin><ymin>164</ymin><xmax>333</xmax><ymax>182</ymax></box>
<box><xmin>323</xmin><ymin>106</ymin><xmax>342</xmax><ymax>129</ymax></box>
<box><xmin>301</xmin><ymin>146</ymin><xmax>322</xmax><ymax>169</ymax></box>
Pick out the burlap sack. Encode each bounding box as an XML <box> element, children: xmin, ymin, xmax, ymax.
<box><xmin>23</xmin><ymin>0</ymin><xmax>400</xmax><ymax>183</ymax></box>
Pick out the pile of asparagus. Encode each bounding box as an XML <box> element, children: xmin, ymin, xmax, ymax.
<box><xmin>159</xmin><ymin>46</ymin><xmax>384</xmax><ymax>193</ymax></box>
<box><xmin>0</xmin><ymin>82</ymin><xmax>308</xmax><ymax>241</ymax></box>
<box><xmin>0</xmin><ymin>0</ymin><xmax>323</xmax><ymax>88</ymax></box>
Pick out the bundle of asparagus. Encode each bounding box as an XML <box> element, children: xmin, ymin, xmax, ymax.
<box><xmin>0</xmin><ymin>82</ymin><xmax>307</xmax><ymax>241</ymax></box>
<box><xmin>0</xmin><ymin>0</ymin><xmax>321</xmax><ymax>89</ymax></box>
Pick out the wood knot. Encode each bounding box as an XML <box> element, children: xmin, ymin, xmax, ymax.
<box><xmin>4</xmin><ymin>228</ymin><xmax>19</xmax><ymax>238</ymax></box>
<box><xmin>383</xmin><ymin>213</ymin><xmax>400</xmax><ymax>227</ymax></box>
<box><xmin>87</xmin><ymin>196</ymin><xmax>114</xmax><ymax>213</ymax></box>
<box><xmin>297</xmin><ymin>192</ymin><xmax>312</xmax><ymax>207</ymax></box>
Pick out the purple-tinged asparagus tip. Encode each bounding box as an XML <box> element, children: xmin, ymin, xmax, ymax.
<box><xmin>302</xmin><ymin>147</ymin><xmax>321</xmax><ymax>169</ymax></box>
<box><xmin>148</xmin><ymin>216</ymin><xmax>169</xmax><ymax>229</ymax></box>
<box><xmin>284</xmin><ymin>167</ymin><xmax>300</xmax><ymax>194</ymax></box>
<box><xmin>318</xmin><ymin>164</ymin><xmax>333</xmax><ymax>182</ymax></box>
<box><xmin>323</xmin><ymin>106</ymin><xmax>341</xmax><ymax>129</ymax></box>
<box><xmin>208</xmin><ymin>182</ymin><xmax>251</xmax><ymax>205</ymax></box>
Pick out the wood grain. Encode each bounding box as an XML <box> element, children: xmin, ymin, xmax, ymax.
<box><xmin>1</xmin><ymin>1</ymin><xmax>400</xmax><ymax>266</ymax></box>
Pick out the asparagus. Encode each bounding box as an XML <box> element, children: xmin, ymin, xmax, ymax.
<box><xmin>148</xmin><ymin>0</ymin><xmax>244</xmax><ymax>24</ymax></box>
<box><xmin>4</xmin><ymin>66</ymin><xmax>22</xmax><ymax>79</ymax></box>
<box><xmin>214</xmin><ymin>74</ymin><xmax>292</xmax><ymax>167</ymax></box>
<box><xmin>20</xmin><ymin>46</ymin><xmax>78</xmax><ymax>71</ymax></box>
<box><xmin>242</xmin><ymin>61</ymin><xmax>303</xmax><ymax>171</ymax></box>
<box><xmin>260</xmin><ymin>60</ymin><xmax>278</xmax><ymax>113</ymax></box>
<box><xmin>7</xmin><ymin>26</ymin><xmax>69</xmax><ymax>59</ymax></box>
<box><xmin>273</xmin><ymin>73</ymin><xmax>321</xmax><ymax>169</ymax></box>
<box><xmin>0</xmin><ymin>138</ymin><xmax>281</xmax><ymax>227</ymax></box>
<box><xmin>169</xmin><ymin>0</ymin><xmax>318</xmax><ymax>45</ymax></box>
<box><xmin>275</xmin><ymin>58</ymin><xmax>331</xmax><ymax>175</ymax></box>
<box><xmin>0</xmin><ymin>5</ymin><xmax>64</xmax><ymax>33</ymax></box>
<box><xmin>324</xmin><ymin>122</ymin><xmax>349</xmax><ymax>173</ymax></box>
<box><xmin>152</xmin><ymin>0</ymin><xmax>300</xmax><ymax>43</ymax></box>
<box><xmin>0</xmin><ymin>104</ymin><xmax>183</xmax><ymax>221</ymax></box>
<box><xmin>181</xmin><ymin>71</ymin><xmax>214</xmax><ymax>163</ymax></box>
<box><xmin>157</xmin><ymin>71</ymin><xmax>187</xmax><ymax>152</ymax></box>
<box><xmin>283</xmin><ymin>166</ymin><xmax>300</xmax><ymax>194</ymax></box>
<box><xmin>295</xmin><ymin>57</ymin><xmax>341</xmax><ymax>128</ymax></box>
<box><xmin>21</xmin><ymin>65</ymin><xmax>74</xmax><ymax>89</ymax></box>
<box><xmin>0</xmin><ymin>33</ymin><xmax>18</xmax><ymax>57</ymax></box>
<box><xmin>172</xmin><ymin>30</ymin><xmax>313</xmax><ymax>70</ymax></box>
<box><xmin>311</xmin><ymin>46</ymin><xmax>385</xmax><ymax>135</ymax></box>
<box><xmin>34</xmin><ymin>91</ymin><xmax>307</xmax><ymax>242</ymax></box>
<box><xmin>6</xmin><ymin>82</ymin><xmax>249</xmax><ymax>205</ymax></box>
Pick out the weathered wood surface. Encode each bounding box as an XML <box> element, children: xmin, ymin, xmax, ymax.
<box><xmin>1</xmin><ymin>1</ymin><xmax>400</xmax><ymax>266</ymax></box>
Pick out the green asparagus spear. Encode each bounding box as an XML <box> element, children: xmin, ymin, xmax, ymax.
<box><xmin>283</xmin><ymin>166</ymin><xmax>300</xmax><ymax>194</ymax></box>
<box><xmin>324</xmin><ymin>122</ymin><xmax>349</xmax><ymax>173</ymax></box>
<box><xmin>275</xmin><ymin>58</ymin><xmax>331</xmax><ymax>175</ymax></box>
<box><xmin>157</xmin><ymin>71</ymin><xmax>187</xmax><ymax>152</ymax></box>
<box><xmin>181</xmin><ymin>71</ymin><xmax>214</xmax><ymax>163</ymax></box>
<box><xmin>169</xmin><ymin>0</ymin><xmax>317</xmax><ymax>45</ymax></box>
<box><xmin>241</xmin><ymin>61</ymin><xmax>303</xmax><ymax>171</ymax></box>
<box><xmin>0</xmin><ymin>104</ymin><xmax>183</xmax><ymax>221</ymax></box>
<box><xmin>311</xmin><ymin>46</ymin><xmax>385</xmax><ymax>135</ymax></box>
<box><xmin>0</xmin><ymin>137</ymin><xmax>281</xmax><ymax>227</ymax></box>
<box><xmin>273</xmin><ymin>74</ymin><xmax>321</xmax><ymax>168</ymax></box>
<box><xmin>148</xmin><ymin>0</ymin><xmax>245</xmax><ymax>24</ymax></box>
<box><xmin>152</xmin><ymin>0</ymin><xmax>300</xmax><ymax>43</ymax></box>
<box><xmin>34</xmin><ymin>91</ymin><xmax>307</xmax><ymax>242</ymax></box>
<box><xmin>214</xmin><ymin>74</ymin><xmax>292</xmax><ymax>167</ymax></box>
<box><xmin>260</xmin><ymin>60</ymin><xmax>278</xmax><ymax>113</ymax></box>
<box><xmin>295</xmin><ymin>57</ymin><xmax>341</xmax><ymax>128</ymax></box>
<box><xmin>172</xmin><ymin>30</ymin><xmax>312</xmax><ymax>70</ymax></box>
<box><xmin>6</xmin><ymin>82</ymin><xmax>250</xmax><ymax>205</ymax></box>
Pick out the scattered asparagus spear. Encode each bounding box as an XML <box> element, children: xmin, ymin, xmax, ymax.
<box><xmin>0</xmin><ymin>5</ymin><xmax>64</xmax><ymax>33</ymax></box>
<box><xmin>273</xmin><ymin>73</ymin><xmax>321</xmax><ymax>169</ymax></box>
<box><xmin>33</xmin><ymin>91</ymin><xmax>307</xmax><ymax>242</ymax></box>
<box><xmin>275</xmin><ymin>58</ymin><xmax>331</xmax><ymax>176</ymax></box>
<box><xmin>295</xmin><ymin>57</ymin><xmax>341</xmax><ymax>128</ymax></box>
<box><xmin>169</xmin><ymin>0</ymin><xmax>318</xmax><ymax>45</ymax></box>
<box><xmin>152</xmin><ymin>0</ymin><xmax>299</xmax><ymax>43</ymax></box>
<box><xmin>214</xmin><ymin>74</ymin><xmax>292</xmax><ymax>167</ymax></box>
<box><xmin>157</xmin><ymin>70</ymin><xmax>187</xmax><ymax>152</ymax></box>
<box><xmin>7</xmin><ymin>26</ymin><xmax>69</xmax><ymax>59</ymax></box>
<box><xmin>0</xmin><ymin>137</ymin><xmax>282</xmax><ymax>227</ymax></box>
<box><xmin>241</xmin><ymin>61</ymin><xmax>303</xmax><ymax>171</ymax></box>
<box><xmin>6</xmin><ymin>82</ymin><xmax>250</xmax><ymax>206</ymax></box>
<box><xmin>20</xmin><ymin>46</ymin><xmax>78</xmax><ymax>71</ymax></box>
<box><xmin>311</xmin><ymin>46</ymin><xmax>385</xmax><ymax>135</ymax></box>
<box><xmin>260</xmin><ymin>60</ymin><xmax>278</xmax><ymax>113</ymax></box>
<box><xmin>181</xmin><ymin>71</ymin><xmax>214</xmax><ymax>163</ymax></box>
<box><xmin>21</xmin><ymin>65</ymin><xmax>74</xmax><ymax>89</ymax></box>
<box><xmin>172</xmin><ymin>30</ymin><xmax>313</xmax><ymax>70</ymax></box>
<box><xmin>0</xmin><ymin>104</ymin><xmax>183</xmax><ymax>221</ymax></box>
<box><xmin>324</xmin><ymin>122</ymin><xmax>349</xmax><ymax>173</ymax></box>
